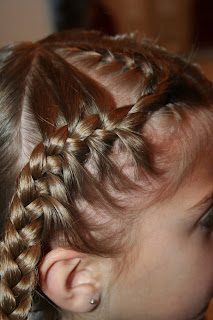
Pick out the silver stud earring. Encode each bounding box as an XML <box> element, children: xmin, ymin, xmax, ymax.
<box><xmin>90</xmin><ymin>298</ymin><xmax>97</xmax><ymax>305</ymax></box>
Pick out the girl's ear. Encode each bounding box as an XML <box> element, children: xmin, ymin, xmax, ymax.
<box><xmin>38</xmin><ymin>248</ymin><xmax>101</xmax><ymax>312</ymax></box>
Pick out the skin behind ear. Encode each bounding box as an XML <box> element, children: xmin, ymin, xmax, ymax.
<box><xmin>38</xmin><ymin>248</ymin><xmax>101</xmax><ymax>313</ymax></box>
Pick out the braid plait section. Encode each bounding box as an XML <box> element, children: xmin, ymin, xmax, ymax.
<box><xmin>41</xmin><ymin>30</ymin><xmax>212</xmax><ymax>107</ymax></box>
<box><xmin>0</xmin><ymin>85</ymin><xmax>176</xmax><ymax>319</ymax></box>
<box><xmin>0</xmin><ymin>107</ymin><xmax>141</xmax><ymax>319</ymax></box>
<box><xmin>0</xmin><ymin>126</ymin><xmax>81</xmax><ymax>319</ymax></box>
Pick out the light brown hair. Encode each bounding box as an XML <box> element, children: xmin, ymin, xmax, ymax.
<box><xmin>0</xmin><ymin>30</ymin><xmax>213</xmax><ymax>320</ymax></box>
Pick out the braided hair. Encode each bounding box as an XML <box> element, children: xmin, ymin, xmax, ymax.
<box><xmin>0</xmin><ymin>30</ymin><xmax>213</xmax><ymax>320</ymax></box>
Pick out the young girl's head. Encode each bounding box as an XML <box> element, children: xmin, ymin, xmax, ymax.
<box><xmin>0</xmin><ymin>30</ymin><xmax>213</xmax><ymax>320</ymax></box>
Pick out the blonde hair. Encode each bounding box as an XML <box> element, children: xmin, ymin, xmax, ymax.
<box><xmin>0</xmin><ymin>30</ymin><xmax>213</xmax><ymax>320</ymax></box>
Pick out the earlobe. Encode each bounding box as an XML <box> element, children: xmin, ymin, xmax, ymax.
<box><xmin>38</xmin><ymin>248</ymin><xmax>101</xmax><ymax>312</ymax></box>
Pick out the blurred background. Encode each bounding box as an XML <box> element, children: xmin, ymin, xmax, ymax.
<box><xmin>0</xmin><ymin>0</ymin><xmax>213</xmax><ymax>318</ymax></box>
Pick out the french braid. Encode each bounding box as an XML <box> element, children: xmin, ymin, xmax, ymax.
<box><xmin>0</xmin><ymin>108</ymin><xmax>150</xmax><ymax>320</ymax></box>
<box><xmin>1</xmin><ymin>31</ymin><xmax>213</xmax><ymax>320</ymax></box>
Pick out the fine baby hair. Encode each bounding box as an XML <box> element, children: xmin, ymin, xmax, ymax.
<box><xmin>0</xmin><ymin>30</ymin><xmax>213</xmax><ymax>320</ymax></box>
